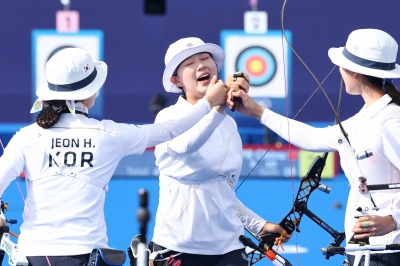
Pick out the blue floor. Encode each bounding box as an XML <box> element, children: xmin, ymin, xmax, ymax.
<box><xmin>1</xmin><ymin>175</ymin><xmax>350</xmax><ymax>266</ymax></box>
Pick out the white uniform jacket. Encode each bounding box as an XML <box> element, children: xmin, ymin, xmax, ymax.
<box><xmin>152</xmin><ymin>96</ymin><xmax>266</xmax><ymax>255</ymax></box>
<box><xmin>0</xmin><ymin>100</ymin><xmax>211</xmax><ymax>256</ymax></box>
<box><xmin>260</xmin><ymin>94</ymin><xmax>400</xmax><ymax>254</ymax></box>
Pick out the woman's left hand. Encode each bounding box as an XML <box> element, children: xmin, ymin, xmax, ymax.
<box><xmin>352</xmin><ymin>215</ymin><xmax>397</xmax><ymax>239</ymax></box>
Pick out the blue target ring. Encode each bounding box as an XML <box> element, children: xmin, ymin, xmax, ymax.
<box><xmin>235</xmin><ymin>46</ymin><xmax>277</xmax><ymax>86</ymax></box>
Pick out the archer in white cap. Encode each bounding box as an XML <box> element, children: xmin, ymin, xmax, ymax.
<box><xmin>150</xmin><ymin>37</ymin><xmax>290</xmax><ymax>266</ymax></box>
<box><xmin>0</xmin><ymin>47</ymin><xmax>227</xmax><ymax>266</ymax></box>
<box><xmin>228</xmin><ymin>29</ymin><xmax>400</xmax><ymax>265</ymax></box>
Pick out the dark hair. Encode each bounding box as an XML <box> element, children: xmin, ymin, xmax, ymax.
<box><xmin>364</xmin><ymin>75</ymin><xmax>400</xmax><ymax>106</ymax></box>
<box><xmin>36</xmin><ymin>100</ymin><xmax>67</xmax><ymax>129</ymax></box>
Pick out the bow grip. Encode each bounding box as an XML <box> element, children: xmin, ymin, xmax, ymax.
<box><xmin>231</xmin><ymin>97</ymin><xmax>242</xmax><ymax>112</ymax></box>
<box><xmin>230</xmin><ymin>72</ymin><xmax>248</xmax><ymax>112</ymax></box>
<box><xmin>260</xmin><ymin>232</ymin><xmax>281</xmax><ymax>247</ymax></box>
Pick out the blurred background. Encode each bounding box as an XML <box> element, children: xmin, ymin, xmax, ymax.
<box><xmin>1</xmin><ymin>0</ymin><xmax>400</xmax><ymax>265</ymax></box>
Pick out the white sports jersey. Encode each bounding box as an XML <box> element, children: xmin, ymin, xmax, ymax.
<box><xmin>152</xmin><ymin>97</ymin><xmax>266</xmax><ymax>255</ymax></box>
<box><xmin>0</xmin><ymin>100</ymin><xmax>211</xmax><ymax>256</ymax></box>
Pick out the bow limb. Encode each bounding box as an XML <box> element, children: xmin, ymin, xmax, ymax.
<box><xmin>241</xmin><ymin>232</ymin><xmax>293</xmax><ymax>266</ymax></box>
<box><xmin>280</xmin><ymin>0</ymin><xmax>350</xmax><ymax>144</ymax></box>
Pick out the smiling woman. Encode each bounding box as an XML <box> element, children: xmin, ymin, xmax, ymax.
<box><xmin>148</xmin><ymin>37</ymin><xmax>291</xmax><ymax>266</ymax></box>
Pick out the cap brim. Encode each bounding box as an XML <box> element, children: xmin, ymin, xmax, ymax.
<box><xmin>37</xmin><ymin>61</ymin><xmax>108</xmax><ymax>101</ymax></box>
<box><xmin>328</xmin><ymin>47</ymin><xmax>400</xmax><ymax>79</ymax></box>
<box><xmin>162</xmin><ymin>43</ymin><xmax>225</xmax><ymax>93</ymax></box>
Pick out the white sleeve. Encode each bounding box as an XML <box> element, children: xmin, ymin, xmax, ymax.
<box><xmin>158</xmin><ymin>109</ymin><xmax>225</xmax><ymax>155</ymax></box>
<box><xmin>0</xmin><ymin>133</ymin><xmax>26</xmax><ymax>198</ymax></box>
<box><xmin>236</xmin><ymin>197</ymin><xmax>267</xmax><ymax>234</ymax></box>
<box><xmin>0</xmin><ymin>164</ymin><xmax>17</xmax><ymax>198</ymax></box>
<box><xmin>381</xmin><ymin>119</ymin><xmax>400</xmax><ymax>229</ymax></box>
<box><xmin>144</xmin><ymin>98</ymin><xmax>211</xmax><ymax>148</ymax></box>
<box><xmin>260</xmin><ymin>108</ymin><xmax>338</xmax><ymax>152</ymax></box>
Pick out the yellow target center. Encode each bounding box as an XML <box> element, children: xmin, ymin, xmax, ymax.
<box><xmin>247</xmin><ymin>58</ymin><xmax>265</xmax><ymax>75</ymax></box>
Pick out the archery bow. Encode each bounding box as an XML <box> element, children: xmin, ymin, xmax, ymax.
<box><xmin>239</xmin><ymin>1</ymin><xmax>353</xmax><ymax>264</ymax></box>
<box><xmin>250</xmin><ymin>155</ymin><xmax>346</xmax><ymax>261</ymax></box>
<box><xmin>252</xmin><ymin>76</ymin><xmax>348</xmax><ymax>263</ymax></box>
<box><xmin>0</xmin><ymin>200</ymin><xmax>28</xmax><ymax>266</ymax></box>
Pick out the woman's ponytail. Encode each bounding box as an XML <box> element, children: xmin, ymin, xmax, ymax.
<box><xmin>364</xmin><ymin>75</ymin><xmax>400</xmax><ymax>106</ymax></box>
<box><xmin>36</xmin><ymin>100</ymin><xmax>66</xmax><ymax>129</ymax></box>
<box><xmin>384</xmin><ymin>82</ymin><xmax>400</xmax><ymax>106</ymax></box>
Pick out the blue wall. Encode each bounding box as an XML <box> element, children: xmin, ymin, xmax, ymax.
<box><xmin>1</xmin><ymin>1</ymin><xmax>400</xmax><ymax>123</ymax></box>
<box><xmin>3</xmin><ymin>175</ymin><xmax>350</xmax><ymax>266</ymax></box>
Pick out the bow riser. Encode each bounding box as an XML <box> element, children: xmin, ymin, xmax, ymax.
<box><xmin>252</xmin><ymin>154</ymin><xmax>346</xmax><ymax>263</ymax></box>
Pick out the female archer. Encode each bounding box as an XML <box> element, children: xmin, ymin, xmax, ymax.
<box><xmin>228</xmin><ymin>28</ymin><xmax>400</xmax><ymax>266</ymax></box>
<box><xmin>0</xmin><ymin>47</ymin><xmax>227</xmax><ymax>266</ymax></box>
<box><xmin>150</xmin><ymin>37</ymin><xmax>291</xmax><ymax>266</ymax></box>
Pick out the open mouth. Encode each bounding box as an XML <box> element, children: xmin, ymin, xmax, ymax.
<box><xmin>197</xmin><ymin>74</ymin><xmax>210</xmax><ymax>82</ymax></box>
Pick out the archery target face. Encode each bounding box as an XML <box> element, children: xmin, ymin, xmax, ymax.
<box><xmin>221</xmin><ymin>30</ymin><xmax>291</xmax><ymax>98</ymax></box>
<box><xmin>236</xmin><ymin>46</ymin><xmax>276</xmax><ymax>87</ymax></box>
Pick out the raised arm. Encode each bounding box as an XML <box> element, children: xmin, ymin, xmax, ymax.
<box><xmin>145</xmin><ymin>76</ymin><xmax>227</xmax><ymax>148</ymax></box>
<box><xmin>227</xmin><ymin>88</ymin><xmax>338</xmax><ymax>152</ymax></box>
<box><xmin>155</xmin><ymin>108</ymin><xmax>225</xmax><ymax>155</ymax></box>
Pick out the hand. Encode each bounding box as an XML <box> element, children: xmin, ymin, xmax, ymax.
<box><xmin>226</xmin><ymin>88</ymin><xmax>265</xmax><ymax>120</ymax></box>
<box><xmin>259</xmin><ymin>222</ymin><xmax>292</xmax><ymax>244</ymax></box>
<box><xmin>226</xmin><ymin>72</ymin><xmax>250</xmax><ymax>93</ymax></box>
<box><xmin>203</xmin><ymin>75</ymin><xmax>227</xmax><ymax>107</ymax></box>
<box><xmin>0</xmin><ymin>218</ymin><xmax>6</xmax><ymax>227</ymax></box>
<box><xmin>226</xmin><ymin>72</ymin><xmax>250</xmax><ymax>111</ymax></box>
<box><xmin>352</xmin><ymin>215</ymin><xmax>397</xmax><ymax>239</ymax></box>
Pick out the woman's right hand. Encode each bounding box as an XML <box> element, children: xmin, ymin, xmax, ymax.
<box><xmin>204</xmin><ymin>75</ymin><xmax>227</xmax><ymax>107</ymax></box>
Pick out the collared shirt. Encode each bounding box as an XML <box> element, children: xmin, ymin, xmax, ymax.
<box><xmin>0</xmin><ymin>99</ymin><xmax>211</xmax><ymax>256</ymax></box>
<box><xmin>152</xmin><ymin>96</ymin><xmax>266</xmax><ymax>255</ymax></box>
<box><xmin>260</xmin><ymin>94</ymin><xmax>400</xmax><ymax>253</ymax></box>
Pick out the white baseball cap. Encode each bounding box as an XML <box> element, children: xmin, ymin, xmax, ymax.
<box><xmin>36</xmin><ymin>47</ymin><xmax>107</xmax><ymax>100</ymax></box>
<box><xmin>162</xmin><ymin>37</ymin><xmax>225</xmax><ymax>93</ymax></box>
<box><xmin>328</xmin><ymin>29</ymin><xmax>400</xmax><ymax>79</ymax></box>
